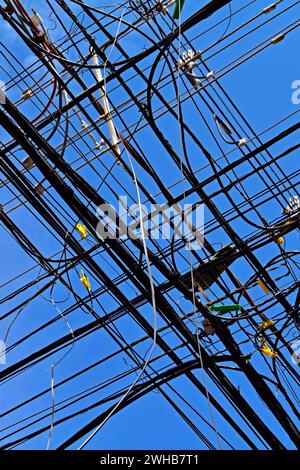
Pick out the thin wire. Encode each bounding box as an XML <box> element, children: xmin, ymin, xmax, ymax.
<box><xmin>175</xmin><ymin>2</ymin><xmax>222</xmax><ymax>449</ymax></box>
<box><xmin>77</xmin><ymin>10</ymin><xmax>158</xmax><ymax>449</ymax></box>
<box><xmin>46</xmin><ymin>294</ymin><xmax>75</xmax><ymax>450</ymax></box>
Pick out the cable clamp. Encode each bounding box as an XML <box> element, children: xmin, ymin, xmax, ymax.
<box><xmin>238</xmin><ymin>137</ymin><xmax>247</xmax><ymax>147</ymax></box>
<box><xmin>21</xmin><ymin>89</ymin><xmax>33</xmax><ymax>101</ymax></box>
<box><xmin>206</xmin><ymin>71</ymin><xmax>215</xmax><ymax>80</ymax></box>
<box><xmin>263</xmin><ymin>3</ymin><xmax>277</xmax><ymax>14</ymax></box>
<box><xmin>271</xmin><ymin>34</ymin><xmax>285</xmax><ymax>44</ymax></box>
<box><xmin>31</xmin><ymin>12</ymin><xmax>43</xmax><ymax>27</ymax></box>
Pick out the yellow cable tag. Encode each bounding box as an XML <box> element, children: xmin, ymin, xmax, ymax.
<box><xmin>257</xmin><ymin>278</ymin><xmax>270</xmax><ymax>294</ymax></box>
<box><xmin>76</xmin><ymin>223</ymin><xmax>87</xmax><ymax>239</ymax></box>
<box><xmin>258</xmin><ymin>337</ymin><xmax>277</xmax><ymax>359</ymax></box>
<box><xmin>80</xmin><ymin>270</ymin><xmax>91</xmax><ymax>292</ymax></box>
<box><xmin>258</xmin><ymin>319</ymin><xmax>274</xmax><ymax>332</ymax></box>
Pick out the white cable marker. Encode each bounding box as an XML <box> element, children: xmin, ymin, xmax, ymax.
<box><xmin>92</xmin><ymin>53</ymin><xmax>121</xmax><ymax>160</ymax></box>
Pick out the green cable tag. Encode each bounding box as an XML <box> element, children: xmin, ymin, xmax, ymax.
<box><xmin>173</xmin><ymin>0</ymin><xmax>186</xmax><ymax>19</ymax></box>
<box><xmin>210</xmin><ymin>305</ymin><xmax>241</xmax><ymax>314</ymax></box>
